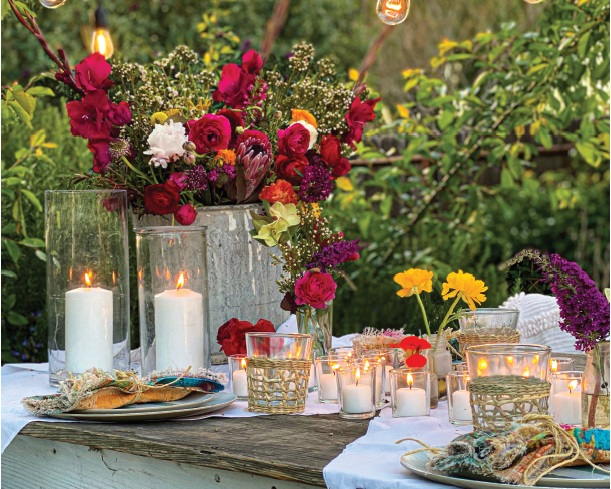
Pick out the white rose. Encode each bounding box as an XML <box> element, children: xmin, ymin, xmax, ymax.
<box><xmin>143</xmin><ymin>121</ymin><xmax>187</xmax><ymax>169</ymax></box>
<box><xmin>293</xmin><ymin>120</ymin><xmax>318</xmax><ymax>149</ymax></box>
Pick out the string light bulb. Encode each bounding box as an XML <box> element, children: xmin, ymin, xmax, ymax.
<box><xmin>40</xmin><ymin>0</ymin><xmax>67</xmax><ymax>8</ymax></box>
<box><xmin>376</xmin><ymin>0</ymin><xmax>410</xmax><ymax>25</ymax></box>
<box><xmin>90</xmin><ymin>4</ymin><xmax>114</xmax><ymax>59</ymax></box>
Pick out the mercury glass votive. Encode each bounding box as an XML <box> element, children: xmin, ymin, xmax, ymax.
<box><xmin>550</xmin><ymin>371</ymin><xmax>583</xmax><ymax>426</ymax></box>
<box><xmin>390</xmin><ymin>368</ymin><xmax>430</xmax><ymax>418</ymax></box>
<box><xmin>337</xmin><ymin>364</ymin><xmax>376</xmax><ymax>420</ymax></box>
<box><xmin>228</xmin><ymin>354</ymin><xmax>248</xmax><ymax>400</ymax></box>
<box><xmin>447</xmin><ymin>371</ymin><xmax>472</xmax><ymax>425</ymax></box>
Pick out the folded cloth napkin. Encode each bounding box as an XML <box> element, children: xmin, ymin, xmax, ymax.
<box><xmin>22</xmin><ymin>367</ymin><xmax>225</xmax><ymax>416</ymax></box>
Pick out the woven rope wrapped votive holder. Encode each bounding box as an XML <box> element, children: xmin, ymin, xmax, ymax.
<box><xmin>457</xmin><ymin>331</ymin><xmax>521</xmax><ymax>357</ymax></box>
<box><xmin>458</xmin><ymin>308</ymin><xmax>520</xmax><ymax>357</ymax></box>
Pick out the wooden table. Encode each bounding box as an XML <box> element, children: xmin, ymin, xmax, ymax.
<box><xmin>1</xmin><ymin>414</ymin><xmax>369</xmax><ymax>489</ymax></box>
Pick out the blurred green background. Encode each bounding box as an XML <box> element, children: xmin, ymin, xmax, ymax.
<box><xmin>1</xmin><ymin>0</ymin><xmax>609</xmax><ymax>362</ymax></box>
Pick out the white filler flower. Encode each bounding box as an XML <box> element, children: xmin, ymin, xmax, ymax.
<box><xmin>144</xmin><ymin>121</ymin><xmax>187</xmax><ymax>168</ymax></box>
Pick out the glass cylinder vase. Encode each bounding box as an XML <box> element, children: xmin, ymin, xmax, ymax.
<box><xmin>45</xmin><ymin>190</ymin><xmax>130</xmax><ymax>385</ymax></box>
<box><xmin>296</xmin><ymin>305</ymin><xmax>332</xmax><ymax>359</ymax></box>
<box><xmin>582</xmin><ymin>341</ymin><xmax>610</xmax><ymax>428</ymax></box>
<box><xmin>136</xmin><ymin>226</ymin><xmax>209</xmax><ymax>376</ymax></box>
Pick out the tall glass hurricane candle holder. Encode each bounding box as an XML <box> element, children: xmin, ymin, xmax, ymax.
<box><xmin>457</xmin><ymin>309</ymin><xmax>519</xmax><ymax>356</ymax></box>
<box><xmin>466</xmin><ymin>344</ymin><xmax>551</xmax><ymax>431</ymax></box>
<box><xmin>245</xmin><ymin>333</ymin><xmax>312</xmax><ymax>414</ymax></box>
<box><xmin>136</xmin><ymin>226</ymin><xmax>209</xmax><ymax>376</ymax></box>
<box><xmin>447</xmin><ymin>371</ymin><xmax>472</xmax><ymax>425</ymax></box>
<box><xmin>337</xmin><ymin>364</ymin><xmax>376</xmax><ymax>420</ymax></box>
<box><xmin>390</xmin><ymin>368</ymin><xmax>430</xmax><ymax>418</ymax></box>
<box><xmin>46</xmin><ymin>190</ymin><xmax>130</xmax><ymax>385</ymax></box>
<box><xmin>551</xmin><ymin>371</ymin><xmax>583</xmax><ymax>426</ymax></box>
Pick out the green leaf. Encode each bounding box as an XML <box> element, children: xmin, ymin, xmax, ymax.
<box><xmin>1</xmin><ymin>269</ymin><xmax>18</xmax><ymax>279</ymax></box>
<box><xmin>1</xmin><ymin>0</ymin><xmax>9</xmax><ymax>20</ymax></box>
<box><xmin>13</xmin><ymin>1</ymin><xmax>35</xmax><ymax>17</ymax></box>
<box><xmin>20</xmin><ymin>189</ymin><xmax>42</xmax><ymax>212</ymax></box>
<box><xmin>7</xmin><ymin>311</ymin><xmax>29</xmax><ymax>326</ymax></box>
<box><xmin>526</xmin><ymin>63</ymin><xmax>549</xmax><ymax>76</ymax></box>
<box><xmin>3</xmin><ymin>177</ymin><xmax>23</xmax><ymax>186</ymax></box>
<box><xmin>29</xmin><ymin>129</ymin><xmax>46</xmax><ymax>148</ymax></box>
<box><xmin>437</xmin><ymin>111</ymin><xmax>454</xmax><ymax>130</ymax></box>
<box><xmin>575</xmin><ymin>141</ymin><xmax>600</xmax><ymax>167</ymax></box>
<box><xmin>12</xmin><ymin>89</ymin><xmax>36</xmax><ymax>117</ymax></box>
<box><xmin>3</xmin><ymin>240</ymin><xmax>20</xmax><ymax>263</ymax></box>
<box><xmin>7</xmin><ymin>100</ymin><xmax>32</xmax><ymax>128</ymax></box>
<box><xmin>19</xmin><ymin>237</ymin><xmax>45</xmax><ymax>248</ymax></box>
<box><xmin>35</xmin><ymin>250</ymin><xmax>47</xmax><ymax>262</ymax></box>
<box><xmin>25</xmin><ymin>86</ymin><xmax>55</xmax><ymax>97</ymax></box>
<box><xmin>500</xmin><ymin>168</ymin><xmax>515</xmax><ymax>188</ymax></box>
<box><xmin>578</xmin><ymin>31</ymin><xmax>591</xmax><ymax>59</ymax></box>
<box><xmin>4</xmin><ymin>294</ymin><xmax>16</xmax><ymax>310</ymax></box>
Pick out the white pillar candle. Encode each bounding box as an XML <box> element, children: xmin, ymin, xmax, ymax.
<box><xmin>155</xmin><ymin>285</ymin><xmax>204</xmax><ymax>370</ymax></box>
<box><xmin>232</xmin><ymin>369</ymin><xmax>248</xmax><ymax>398</ymax></box>
<box><xmin>65</xmin><ymin>285</ymin><xmax>113</xmax><ymax>373</ymax></box>
<box><xmin>451</xmin><ymin>389</ymin><xmax>472</xmax><ymax>422</ymax></box>
<box><xmin>395</xmin><ymin>387</ymin><xmax>427</xmax><ymax>417</ymax></box>
<box><xmin>342</xmin><ymin>384</ymin><xmax>372</xmax><ymax>413</ymax></box>
<box><xmin>553</xmin><ymin>390</ymin><xmax>582</xmax><ymax>425</ymax></box>
<box><xmin>319</xmin><ymin>373</ymin><xmax>338</xmax><ymax>400</ymax></box>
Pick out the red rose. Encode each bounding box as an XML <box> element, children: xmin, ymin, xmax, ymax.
<box><xmin>66</xmin><ymin>90</ymin><xmax>114</xmax><ymax>140</ymax></box>
<box><xmin>343</xmin><ymin>96</ymin><xmax>380</xmax><ymax>148</ymax></box>
<box><xmin>74</xmin><ymin>53</ymin><xmax>113</xmax><ymax>93</ymax></box>
<box><xmin>320</xmin><ymin>134</ymin><xmax>351</xmax><ymax>177</ymax></box>
<box><xmin>217</xmin><ymin>318</ymin><xmax>254</xmax><ymax>356</ymax></box>
<box><xmin>188</xmin><ymin>114</ymin><xmax>231</xmax><ymax>154</ymax></box>
<box><xmin>251</xmin><ymin>318</ymin><xmax>276</xmax><ymax>333</ymax></box>
<box><xmin>212</xmin><ymin>63</ymin><xmax>253</xmax><ymax>109</ymax></box>
<box><xmin>241</xmin><ymin>49</ymin><xmax>263</xmax><ymax>75</ymax></box>
<box><xmin>278</xmin><ymin>124</ymin><xmax>310</xmax><ymax>157</ymax></box>
<box><xmin>88</xmin><ymin>139</ymin><xmax>112</xmax><ymax>173</ymax></box>
<box><xmin>143</xmin><ymin>182</ymin><xmax>181</xmax><ymax>215</ymax></box>
<box><xmin>294</xmin><ymin>270</ymin><xmax>337</xmax><ymax>309</ymax></box>
<box><xmin>174</xmin><ymin>203</ymin><xmax>197</xmax><ymax>225</ymax></box>
<box><xmin>259</xmin><ymin>179</ymin><xmax>298</xmax><ymax>205</ymax></box>
<box><xmin>275</xmin><ymin>154</ymin><xmax>309</xmax><ymax>185</ymax></box>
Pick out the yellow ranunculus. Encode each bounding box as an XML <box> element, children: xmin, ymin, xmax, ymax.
<box><xmin>441</xmin><ymin>270</ymin><xmax>487</xmax><ymax>310</ymax></box>
<box><xmin>291</xmin><ymin>109</ymin><xmax>317</xmax><ymax>129</ymax></box>
<box><xmin>394</xmin><ymin>269</ymin><xmax>434</xmax><ymax>298</ymax></box>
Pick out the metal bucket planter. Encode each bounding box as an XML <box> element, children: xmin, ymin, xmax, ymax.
<box><xmin>132</xmin><ymin>204</ymin><xmax>288</xmax><ymax>364</ymax></box>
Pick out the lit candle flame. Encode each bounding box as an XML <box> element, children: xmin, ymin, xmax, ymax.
<box><xmin>506</xmin><ymin>356</ymin><xmax>514</xmax><ymax>366</ymax></box>
<box><xmin>331</xmin><ymin>363</ymin><xmax>340</xmax><ymax>373</ymax></box>
<box><xmin>364</xmin><ymin>359</ymin><xmax>371</xmax><ymax>370</ymax></box>
<box><xmin>407</xmin><ymin>372</ymin><xmax>414</xmax><ymax>389</ymax></box>
<box><xmin>568</xmin><ymin>380</ymin><xmax>578</xmax><ymax>393</ymax></box>
<box><xmin>176</xmin><ymin>273</ymin><xmax>185</xmax><ymax>291</ymax></box>
<box><xmin>356</xmin><ymin>367</ymin><xmax>361</xmax><ymax>386</ymax></box>
<box><xmin>551</xmin><ymin>359</ymin><xmax>558</xmax><ymax>374</ymax></box>
<box><xmin>477</xmin><ymin>358</ymin><xmax>488</xmax><ymax>371</ymax></box>
<box><xmin>84</xmin><ymin>272</ymin><xmax>92</xmax><ymax>288</ymax></box>
<box><xmin>532</xmin><ymin>354</ymin><xmax>540</xmax><ymax>366</ymax></box>
<box><xmin>240</xmin><ymin>358</ymin><xmax>247</xmax><ymax>370</ymax></box>
<box><xmin>522</xmin><ymin>367</ymin><xmax>530</xmax><ymax>378</ymax></box>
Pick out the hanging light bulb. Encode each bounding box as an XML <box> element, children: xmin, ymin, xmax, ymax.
<box><xmin>40</xmin><ymin>0</ymin><xmax>67</xmax><ymax>8</ymax></box>
<box><xmin>90</xmin><ymin>4</ymin><xmax>114</xmax><ymax>59</ymax></box>
<box><xmin>376</xmin><ymin>0</ymin><xmax>410</xmax><ymax>25</ymax></box>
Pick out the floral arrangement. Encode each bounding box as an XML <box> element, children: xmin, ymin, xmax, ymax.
<box><xmin>216</xmin><ymin>318</ymin><xmax>276</xmax><ymax>356</ymax></box>
<box><xmin>393</xmin><ymin>268</ymin><xmax>488</xmax><ymax>337</ymax></box>
<box><xmin>508</xmin><ymin>250</ymin><xmax>610</xmax><ymax>351</ymax></box>
<box><xmin>49</xmin><ymin>41</ymin><xmax>379</xmax><ymax>224</ymax></box>
<box><xmin>391</xmin><ymin>335</ymin><xmax>432</xmax><ymax>368</ymax></box>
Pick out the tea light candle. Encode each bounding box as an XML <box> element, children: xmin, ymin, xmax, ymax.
<box><xmin>319</xmin><ymin>364</ymin><xmax>340</xmax><ymax>400</ymax></box>
<box><xmin>155</xmin><ymin>273</ymin><xmax>204</xmax><ymax>370</ymax></box>
<box><xmin>452</xmin><ymin>389</ymin><xmax>472</xmax><ymax>422</ymax></box>
<box><xmin>553</xmin><ymin>380</ymin><xmax>582</xmax><ymax>426</ymax></box>
<box><xmin>342</xmin><ymin>369</ymin><xmax>372</xmax><ymax>413</ymax></box>
<box><xmin>395</xmin><ymin>373</ymin><xmax>427</xmax><ymax>417</ymax></box>
<box><xmin>232</xmin><ymin>358</ymin><xmax>248</xmax><ymax>398</ymax></box>
<box><xmin>65</xmin><ymin>272</ymin><xmax>113</xmax><ymax>373</ymax></box>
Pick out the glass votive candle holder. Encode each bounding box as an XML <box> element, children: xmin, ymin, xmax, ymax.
<box><xmin>359</xmin><ymin>348</ymin><xmax>398</xmax><ymax>393</ymax></box>
<box><xmin>550</xmin><ymin>357</ymin><xmax>575</xmax><ymax>375</ymax></box>
<box><xmin>328</xmin><ymin>347</ymin><xmax>355</xmax><ymax>359</ymax></box>
<box><xmin>447</xmin><ymin>371</ymin><xmax>472</xmax><ymax>425</ymax></box>
<box><xmin>245</xmin><ymin>333</ymin><xmax>312</xmax><ymax>359</ymax></box>
<box><xmin>359</xmin><ymin>353</ymin><xmax>387</xmax><ymax>408</ymax></box>
<box><xmin>550</xmin><ymin>371</ymin><xmax>583</xmax><ymax>426</ymax></box>
<box><xmin>228</xmin><ymin>354</ymin><xmax>248</xmax><ymax>400</ymax></box>
<box><xmin>315</xmin><ymin>356</ymin><xmax>346</xmax><ymax>403</ymax></box>
<box><xmin>337</xmin><ymin>365</ymin><xmax>376</xmax><ymax>419</ymax></box>
<box><xmin>458</xmin><ymin>308</ymin><xmax>519</xmax><ymax>333</ymax></box>
<box><xmin>390</xmin><ymin>368</ymin><xmax>430</xmax><ymax>418</ymax></box>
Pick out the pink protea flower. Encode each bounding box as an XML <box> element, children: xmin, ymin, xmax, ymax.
<box><xmin>235</xmin><ymin>130</ymin><xmax>272</xmax><ymax>200</ymax></box>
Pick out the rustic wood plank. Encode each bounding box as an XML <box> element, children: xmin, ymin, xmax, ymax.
<box><xmin>3</xmin><ymin>436</ymin><xmax>317</xmax><ymax>489</ymax></box>
<box><xmin>18</xmin><ymin>414</ymin><xmax>369</xmax><ymax>487</ymax></box>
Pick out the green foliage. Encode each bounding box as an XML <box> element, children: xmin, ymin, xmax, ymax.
<box><xmin>328</xmin><ymin>1</ymin><xmax>610</xmax><ymax>335</ymax></box>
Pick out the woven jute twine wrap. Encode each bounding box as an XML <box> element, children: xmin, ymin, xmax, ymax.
<box><xmin>468</xmin><ymin>375</ymin><xmax>550</xmax><ymax>431</ymax></box>
<box><xmin>458</xmin><ymin>331</ymin><xmax>520</xmax><ymax>357</ymax></box>
<box><xmin>246</xmin><ymin>357</ymin><xmax>311</xmax><ymax>414</ymax></box>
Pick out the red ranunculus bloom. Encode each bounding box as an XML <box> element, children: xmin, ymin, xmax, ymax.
<box><xmin>88</xmin><ymin>139</ymin><xmax>112</xmax><ymax>173</ymax></box>
<box><xmin>320</xmin><ymin>134</ymin><xmax>351</xmax><ymax>177</ymax></box>
<box><xmin>294</xmin><ymin>270</ymin><xmax>337</xmax><ymax>309</ymax></box>
<box><xmin>174</xmin><ymin>203</ymin><xmax>197</xmax><ymax>225</ymax></box>
<box><xmin>188</xmin><ymin>114</ymin><xmax>231</xmax><ymax>153</ymax></box>
<box><xmin>277</xmin><ymin>123</ymin><xmax>310</xmax><ymax>157</ymax></box>
<box><xmin>259</xmin><ymin>179</ymin><xmax>298</xmax><ymax>205</ymax></box>
<box><xmin>143</xmin><ymin>182</ymin><xmax>181</xmax><ymax>215</ymax></box>
<box><xmin>343</xmin><ymin>96</ymin><xmax>380</xmax><ymax>148</ymax></box>
<box><xmin>66</xmin><ymin>89</ymin><xmax>114</xmax><ymax>140</ymax></box>
<box><xmin>74</xmin><ymin>53</ymin><xmax>113</xmax><ymax>93</ymax></box>
<box><xmin>212</xmin><ymin>63</ymin><xmax>253</xmax><ymax>109</ymax></box>
<box><xmin>275</xmin><ymin>154</ymin><xmax>309</xmax><ymax>185</ymax></box>
<box><xmin>217</xmin><ymin>318</ymin><xmax>254</xmax><ymax>356</ymax></box>
<box><xmin>241</xmin><ymin>49</ymin><xmax>263</xmax><ymax>75</ymax></box>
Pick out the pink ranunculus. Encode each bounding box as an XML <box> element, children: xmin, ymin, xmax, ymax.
<box><xmin>294</xmin><ymin>270</ymin><xmax>337</xmax><ymax>309</ymax></box>
<box><xmin>66</xmin><ymin>89</ymin><xmax>113</xmax><ymax>140</ymax></box>
<box><xmin>277</xmin><ymin>123</ymin><xmax>311</xmax><ymax>157</ymax></box>
<box><xmin>174</xmin><ymin>203</ymin><xmax>197</xmax><ymax>226</ymax></box>
<box><xmin>74</xmin><ymin>53</ymin><xmax>113</xmax><ymax>93</ymax></box>
<box><xmin>212</xmin><ymin>63</ymin><xmax>253</xmax><ymax>109</ymax></box>
<box><xmin>88</xmin><ymin>139</ymin><xmax>112</xmax><ymax>173</ymax></box>
<box><xmin>343</xmin><ymin>96</ymin><xmax>380</xmax><ymax>148</ymax></box>
<box><xmin>168</xmin><ymin>172</ymin><xmax>188</xmax><ymax>190</ymax></box>
<box><xmin>188</xmin><ymin>114</ymin><xmax>231</xmax><ymax>153</ymax></box>
<box><xmin>241</xmin><ymin>49</ymin><xmax>263</xmax><ymax>75</ymax></box>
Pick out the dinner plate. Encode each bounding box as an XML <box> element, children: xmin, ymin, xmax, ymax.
<box><xmin>49</xmin><ymin>392</ymin><xmax>236</xmax><ymax>422</ymax></box>
<box><xmin>73</xmin><ymin>391</ymin><xmax>213</xmax><ymax>414</ymax></box>
<box><xmin>400</xmin><ymin>451</ymin><xmax>610</xmax><ymax>489</ymax></box>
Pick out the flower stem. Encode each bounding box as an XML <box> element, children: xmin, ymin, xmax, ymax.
<box><xmin>438</xmin><ymin>294</ymin><xmax>462</xmax><ymax>336</ymax></box>
<box><xmin>415</xmin><ymin>293</ymin><xmax>431</xmax><ymax>336</ymax></box>
<box><xmin>121</xmin><ymin>156</ymin><xmax>152</xmax><ymax>182</ymax></box>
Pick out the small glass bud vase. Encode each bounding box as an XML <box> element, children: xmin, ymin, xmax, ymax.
<box><xmin>447</xmin><ymin>371</ymin><xmax>472</xmax><ymax>425</ymax></box>
<box><xmin>550</xmin><ymin>371</ymin><xmax>583</xmax><ymax>427</ymax></box>
<box><xmin>390</xmin><ymin>368</ymin><xmax>430</xmax><ymax>417</ymax></box>
<box><xmin>229</xmin><ymin>354</ymin><xmax>248</xmax><ymax>400</ymax></box>
<box><xmin>136</xmin><ymin>226</ymin><xmax>209</xmax><ymax>375</ymax></box>
<box><xmin>315</xmin><ymin>356</ymin><xmax>346</xmax><ymax>403</ymax></box>
<box><xmin>581</xmin><ymin>341</ymin><xmax>610</xmax><ymax>429</ymax></box>
<box><xmin>45</xmin><ymin>190</ymin><xmax>130</xmax><ymax>385</ymax></box>
<box><xmin>424</xmin><ymin>333</ymin><xmax>453</xmax><ymax>399</ymax></box>
<box><xmin>337</xmin><ymin>364</ymin><xmax>376</xmax><ymax>420</ymax></box>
